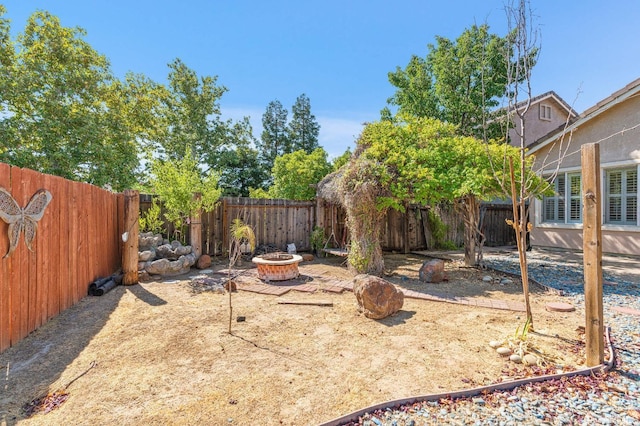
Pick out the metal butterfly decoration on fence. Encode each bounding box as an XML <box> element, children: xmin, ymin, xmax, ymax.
<box><xmin>0</xmin><ymin>187</ymin><xmax>53</xmax><ymax>258</ymax></box>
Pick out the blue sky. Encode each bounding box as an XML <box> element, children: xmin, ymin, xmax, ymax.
<box><xmin>3</xmin><ymin>1</ymin><xmax>640</xmax><ymax>158</ymax></box>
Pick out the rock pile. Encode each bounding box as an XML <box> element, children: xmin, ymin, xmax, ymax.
<box><xmin>138</xmin><ymin>232</ymin><xmax>196</xmax><ymax>281</ymax></box>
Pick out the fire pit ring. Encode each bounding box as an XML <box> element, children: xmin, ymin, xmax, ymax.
<box><xmin>252</xmin><ymin>253</ymin><xmax>303</xmax><ymax>281</ymax></box>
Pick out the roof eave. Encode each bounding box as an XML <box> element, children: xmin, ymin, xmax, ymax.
<box><xmin>528</xmin><ymin>78</ymin><xmax>640</xmax><ymax>155</ymax></box>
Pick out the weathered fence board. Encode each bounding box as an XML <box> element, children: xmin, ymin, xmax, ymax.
<box><xmin>0</xmin><ymin>163</ymin><xmax>8</xmax><ymax>351</ymax></box>
<box><xmin>481</xmin><ymin>204</ymin><xmax>516</xmax><ymax>247</ymax></box>
<box><xmin>0</xmin><ymin>164</ymin><xmax>123</xmax><ymax>354</ymax></box>
<box><xmin>140</xmin><ymin>196</ymin><xmax>515</xmax><ymax>256</ymax></box>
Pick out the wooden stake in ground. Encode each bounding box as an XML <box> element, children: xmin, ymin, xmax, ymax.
<box><xmin>122</xmin><ymin>190</ymin><xmax>139</xmax><ymax>286</ymax></box>
<box><xmin>190</xmin><ymin>193</ymin><xmax>202</xmax><ymax>259</ymax></box>
<box><xmin>581</xmin><ymin>143</ymin><xmax>604</xmax><ymax>366</ymax></box>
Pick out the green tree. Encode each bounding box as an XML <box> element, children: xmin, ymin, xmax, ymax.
<box><xmin>386</xmin><ymin>24</ymin><xmax>527</xmax><ymax>140</ymax></box>
<box><xmin>257</xmin><ymin>100</ymin><xmax>289</xmax><ymax>174</ymax></box>
<box><xmin>0</xmin><ymin>10</ymin><xmax>143</xmax><ymax>189</ymax></box>
<box><xmin>150</xmin><ymin>146</ymin><xmax>221</xmax><ymax>240</ymax></box>
<box><xmin>158</xmin><ymin>59</ymin><xmax>234</xmax><ymax>164</ymax></box>
<box><xmin>288</xmin><ymin>93</ymin><xmax>320</xmax><ymax>153</ymax></box>
<box><xmin>331</xmin><ymin>148</ymin><xmax>352</xmax><ymax>171</ymax></box>
<box><xmin>338</xmin><ymin>116</ymin><xmax>540</xmax><ymax>274</ymax></box>
<box><xmin>386</xmin><ymin>55</ymin><xmax>438</xmax><ymax>119</ymax></box>
<box><xmin>217</xmin><ymin>145</ymin><xmax>265</xmax><ymax>197</ymax></box>
<box><xmin>269</xmin><ymin>148</ymin><xmax>331</xmax><ymax>201</ymax></box>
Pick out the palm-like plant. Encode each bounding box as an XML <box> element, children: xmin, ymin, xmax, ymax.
<box><xmin>227</xmin><ymin>218</ymin><xmax>256</xmax><ymax>333</ymax></box>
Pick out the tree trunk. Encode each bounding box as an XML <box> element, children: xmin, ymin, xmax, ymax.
<box><xmin>345</xmin><ymin>205</ymin><xmax>386</xmax><ymax>276</ymax></box>
<box><xmin>509</xmin><ymin>158</ymin><xmax>533</xmax><ymax>328</ymax></box>
<box><xmin>460</xmin><ymin>195</ymin><xmax>479</xmax><ymax>267</ymax></box>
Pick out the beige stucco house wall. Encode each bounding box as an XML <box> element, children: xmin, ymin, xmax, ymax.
<box><xmin>527</xmin><ymin>79</ymin><xmax>640</xmax><ymax>255</ymax></box>
<box><xmin>508</xmin><ymin>91</ymin><xmax>577</xmax><ymax>148</ymax></box>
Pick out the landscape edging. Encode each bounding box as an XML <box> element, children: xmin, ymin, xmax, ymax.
<box><xmin>319</xmin><ymin>326</ymin><xmax>614</xmax><ymax>426</ymax></box>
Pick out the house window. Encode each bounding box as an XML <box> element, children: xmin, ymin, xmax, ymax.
<box><xmin>540</xmin><ymin>104</ymin><xmax>552</xmax><ymax>121</ymax></box>
<box><xmin>605</xmin><ymin>167</ymin><xmax>638</xmax><ymax>225</ymax></box>
<box><xmin>568</xmin><ymin>174</ymin><xmax>582</xmax><ymax>222</ymax></box>
<box><xmin>542</xmin><ymin>172</ymin><xmax>581</xmax><ymax>223</ymax></box>
<box><xmin>543</xmin><ymin>174</ymin><xmax>565</xmax><ymax>222</ymax></box>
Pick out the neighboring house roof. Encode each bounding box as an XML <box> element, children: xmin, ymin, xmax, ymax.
<box><xmin>511</xmin><ymin>90</ymin><xmax>579</xmax><ymax>117</ymax></box>
<box><xmin>528</xmin><ymin>78</ymin><xmax>640</xmax><ymax>154</ymax></box>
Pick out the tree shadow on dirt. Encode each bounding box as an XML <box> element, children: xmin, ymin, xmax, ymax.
<box><xmin>0</xmin><ymin>286</ymin><xmax>125</xmax><ymax>425</ymax></box>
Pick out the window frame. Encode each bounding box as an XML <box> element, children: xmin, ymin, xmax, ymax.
<box><xmin>542</xmin><ymin>174</ymin><xmax>565</xmax><ymax>223</ymax></box>
<box><xmin>539</xmin><ymin>104</ymin><xmax>552</xmax><ymax>121</ymax></box>
<box><xmin>605</xmin><ymin>166</ymin><xmax>638</xmax><ymax>226</ymax></box>
<box><xmin>540</xmin><ymin>171</ymin><xmax>582</xmax><ymax>225</ymax></box>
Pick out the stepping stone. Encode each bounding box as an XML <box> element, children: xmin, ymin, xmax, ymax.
<box><xmin>319</xmin><ymin>285</ymin><xmax>345</xmax><ymax>293</ymax></box>
<box><xmin>291</xmin><ymin>284</ymin><xmax>317</xmax><ymax>293</ymax></box>
<box><xmin>545</xmin><ymin>302</ymin><xmax>575</xmax><ymax>312</ymax></box>
<box><xmin>611</xmin><ymin>306</ymin><xmax>640</xmax><ymax>316</ymax></box>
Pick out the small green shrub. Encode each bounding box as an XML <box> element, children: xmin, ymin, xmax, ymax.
<box><xmin>310</xmin><ymin>226</ymin><xmax>326</xmax><ymax>253</ymax></box>
<box><xmin>427</xmin><ymin>209</ymin><xmax>457</xmax><ymax>249</ymax></box>
<box><xmin>139</xmin><ymin>198</ymin><xmax>165</xmax><ymax>235</ymax></box>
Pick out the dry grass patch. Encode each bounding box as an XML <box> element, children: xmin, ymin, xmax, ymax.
<box><xmin>0</xmin><ymin>254</ymin><xmax>586</xmax><ymax>425</ymax></box>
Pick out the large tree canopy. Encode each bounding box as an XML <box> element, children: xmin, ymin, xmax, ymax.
<box><xmin>288</xmin><ymin>93</ymin><xmax>320</xmax><ymax>153</ymax></box>
<box><xmin>257</xmin><ymin>100</ymin><xmax>289</xmax><ymax>174</ymax></box>
<box><xmin>337</xmin><ymin>116</ymin><xmax>539</xmax><ymax>274</ymax></box>
<box><xmin>0</xmin><ymin>10</ymin><xmax>146</xmax><ymax>190</ymax></box>
<box><xmin>268</xmin><ymin>148</ymin><xmax>331</xmax><ymax>201</ymax></box>
<box><xmin>154</xmin><ymin>59</ymin><xmax>254</xmax><ymax>172</ymax></box>
<box><xmin>386</xmin><ymin>24</ymin><xmax>531</xmax><ymax>139</ymax></box>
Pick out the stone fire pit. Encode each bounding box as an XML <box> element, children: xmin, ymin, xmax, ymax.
<box><xmin>252</xmin><ymin>252</ymin><xmax>303</xmax><ymax>281</ymax></box>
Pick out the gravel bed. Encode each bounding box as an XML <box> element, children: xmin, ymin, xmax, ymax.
<box><xmin>338</xmin><ymin>251</ymin><xmax>640</xmax><ymax>426</ymax></box>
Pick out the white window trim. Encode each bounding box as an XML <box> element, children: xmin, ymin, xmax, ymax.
<box><xmin>535</xmin><ymin>164</ymin><xmax>640</xmax><ymax>229</ymax></box>
<box><xmin>539</xmin><ymin>104</ymin><xmax>552</xmax><ymax>121</ymax></box>
<box><xmin>603</xmin><ymin>164</ymin><xmax>639</xmax><ymax>226</ymax></box>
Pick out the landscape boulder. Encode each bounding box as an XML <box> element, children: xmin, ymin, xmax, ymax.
<box><xmin>196</xmin><ymin>254</ymin><xmax>212</xmax><ymax>269</ymax></box>
<box><xmin>139</xmin><ymin>232</ymin><xmax>163</xmax><ymax>251</ymax></box>
<box><xmin>144</xmin><ymin>253</ymin><xmax>196</xmax><ymax>276</ymax></box>
<box><xmin>353</xmin><ymin>274</ymin><xmax>404</xmax><ymax>319</ymax></box>
<box><xmin>419</xmin><ymin>259</ymin><xmax>445</xmax><ymax>283</ymax></box>
<box><xmin>138</xmin><ymin>249</ymin><xmax>156</xmax><ymax>262</ymax></box>
<box><xmin>156</xmin><ymin>242</ymin><xmax>192</xmax><ymax>260</ymax></box>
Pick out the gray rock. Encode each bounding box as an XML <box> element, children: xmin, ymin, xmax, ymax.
<box><xmin>482</xmin><ymin>275</ymin><xmax>493</xmax><ymax>282</ymax></box>
<box><xmin>523</xmin><ymin>353</ymin><xmax>538</xmax><ymax>366</ymax></box>
<box><xmin>139</xmin><ymin>232</ymin><xmax>163</xmax><ymax>251</ymax></box>
<box><xmin>175</xmin><ymin>245</ymin><xmax>192</xmax><ymax>256</ymax></box>
<box><xmin>144</xmin><ymin>253</ymin><xmax>195</xmax><ymax>276</ymax></box>
<box><xmin>138</xmin><ymin>249</ymin><xmax>156</xmax><ymax>262</ymax></box>
<box><xmin>496</xmin><ymin>347</ymin><xmax>512</xmax><ymax>356</ymax></box>
<box><xmin>472</xmin><ymin>397</ymin><xmax>485</xmax><ymax>406</ymax></box>
<box><xmin>156</xmin><ymin>244</ymin><xmax>176</xmax><ymax>259</ymax></box>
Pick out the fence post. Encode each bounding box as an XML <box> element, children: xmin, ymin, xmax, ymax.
<box><xmin>190</xmin><ymin>193</ymin><xmax>202</xmax><ymax>258</ymax></box>
<box><xmin>122</xmin><ymin>189</ymin><xmax>139</xmax><ymax>286</ymax></box>
<box><xmin>582</xmin><ymin>143</ymin><xmax>604</xmax><ymax>366</ymax></box>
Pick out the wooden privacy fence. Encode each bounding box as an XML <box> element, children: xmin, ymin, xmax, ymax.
<box><xmin>0</xmin><ymin>163</ymin><xmax>124</xmax><ymax>354</ymax></box>
<box><xmin>140</xmin><ymin>196</ymin><xmax>317</xmax><ymax>255</ymax></box>
<box><xmin>140</xmin><ymin>196</ymin><xmax>516</xmax><ymax>255</ymax></box>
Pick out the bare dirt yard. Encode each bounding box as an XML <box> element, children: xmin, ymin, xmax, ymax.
<box><xmin>0</xmin><ymin>253</ymin><xmax>588</xmax><ymax>425</ymax></box>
